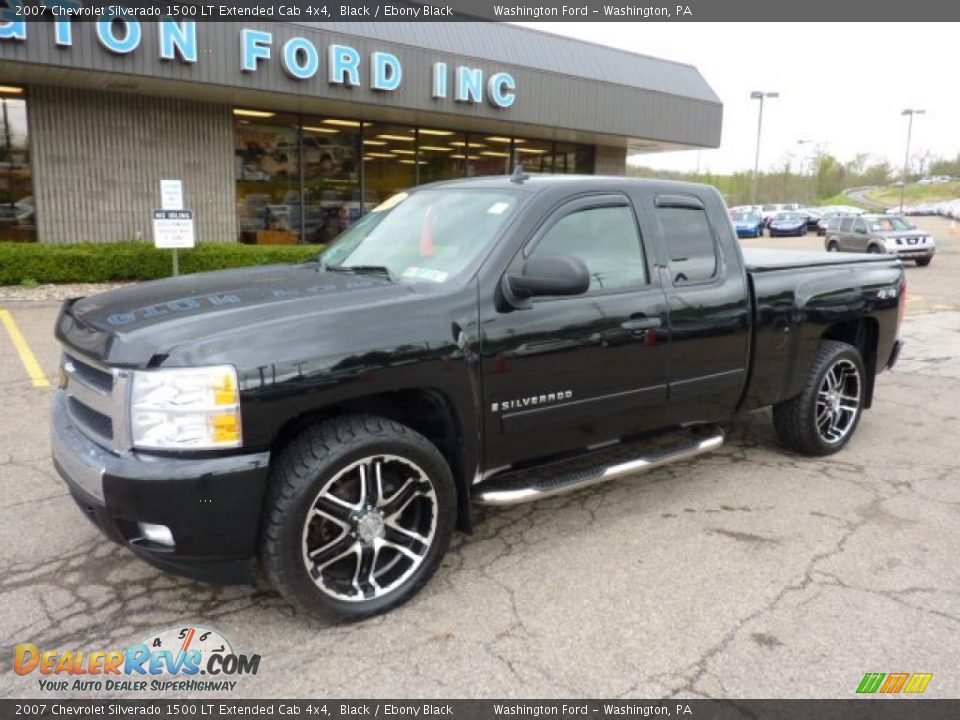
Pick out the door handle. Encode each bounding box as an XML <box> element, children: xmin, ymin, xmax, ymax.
<box><xmin>621</xmin><ymin>318</ymin><xmax>662</xmax><ymax>332</ymax></box>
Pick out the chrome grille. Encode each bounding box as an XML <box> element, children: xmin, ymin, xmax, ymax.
<box><xmin>67</xmin><ymin>397</ymin><xmax>113</xmax><ymax>440</ymax></box>
<box><xmin>61</xmin><ymin>350</ymin><xmax>131</xmax><ymax>452</ymax></box>
<box><xmin>65</xmin><ymin>353</ymin><xmax>113</xmax><ymax>393</ymax></box>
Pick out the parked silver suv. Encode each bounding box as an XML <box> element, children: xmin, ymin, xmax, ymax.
<box><xmin>825</xmin><ymin>214</ymin><xmax>936</xmax><ymax>267</ymax></box>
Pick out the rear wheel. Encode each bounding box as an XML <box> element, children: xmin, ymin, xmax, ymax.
<box><xmin>916</xmin><ymin>257</ymin><xmax>932</xmax><ymax>267</ymax></box>
<box><xmin>260</xmin><ymin>415</ymin><xmax>456</xmax><ymax>619</ymax></box>
<box><xmin>773</xmin><ymin>341</ymin><xmax>866</xmax><ymax>456</ymax></box>
<box><xmin>827</xmin><ymin>241</ymin><xmax>839</xmax><ymax>252</ymax></box>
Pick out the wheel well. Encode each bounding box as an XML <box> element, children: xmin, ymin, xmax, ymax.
<box><xmin>822</xmin><ymin>318</ymin><xmax>879</xmax><ymax>407</ymax></box>
<box><xmin>269</xmin><ymin>389</ymin><xmax>472</xmax><ymax>532</ymax></box>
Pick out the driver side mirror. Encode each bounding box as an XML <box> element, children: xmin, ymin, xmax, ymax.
<box><xmin>501</xmin><ymin>254</ymin><xmax>590</xmax><ymax>310</ymax></box>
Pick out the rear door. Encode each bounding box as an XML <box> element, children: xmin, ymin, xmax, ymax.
<box><xmin>479</xmin><ymin>193</ymin><xmax>670</xmax><ymax>469</ymax></box>
<box><xmin>643</xmin><ymin>192</ymin><xmax>751</xmax><ymax>426</ymax></box>
<box><xmin>836</xmin><ymin>216</ymin><xmax>856</xmax><ymax>250</ymax></box>
<box><xmin>852</xmin><ymin>216</ymin><xmax>870</xmax><ymax>251</ymax></box>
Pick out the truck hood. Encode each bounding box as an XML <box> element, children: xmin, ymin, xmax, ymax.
<box><xmin>56</xmin><ymin>263</ymin><xmax>416</xmax><ymax>366</ymax></box>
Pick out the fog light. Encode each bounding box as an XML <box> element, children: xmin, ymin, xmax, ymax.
<box><xmin>139</xmin><ymin>522</ymin><xmax>174</xmax><ymax>547</ymax></box>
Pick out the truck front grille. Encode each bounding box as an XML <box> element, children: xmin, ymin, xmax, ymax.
<box><xmin>65</xmin><ymin>353</ymin><xmax>113</xmax><ymax>393</ymax></box>
<box><xmin>67</xmin><ymin>396</ymin><xmax>113</xmax><ymax>441</ymax></box>
<box><xmin>61</xmin><ymin>351</ymin><xmax>131</xmax><ymax>452</ymax></box>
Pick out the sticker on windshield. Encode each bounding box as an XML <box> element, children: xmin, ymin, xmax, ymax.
<box><xmin>402</xmin><ymin>266</ymin><xmax>450</xmax><ymax>283</ymax></box>
<box><xmin>487</xmin><ymin>201</ymin><xmax>511</xmax><ymax>215</ymax></box>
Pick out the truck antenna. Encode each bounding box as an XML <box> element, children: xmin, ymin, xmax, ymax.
<box><xmin>510</xmin><ymin>164</ymin><xmax>529</xmax><ymax>184</ymax></box>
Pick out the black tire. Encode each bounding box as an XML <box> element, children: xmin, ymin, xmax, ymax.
<box><xmin>827</xmin><ymin>241</ymin><xmax>839</xmax><ymax>252</ymax></box>
<box><xmin>260</xmin><ymin>415</ymin><xmax>456</xmax><ymax>619</ymax></box>
<box><xmin>772</xmin><ymin>341</ymin><xmax>866</xmax><ymax>456</ymax></box>
<box><xmin>916</xmin><ymin>257</ymin><xmax>932</xmax><ymax>267</ymax></box>
<box><xmin>867</xmin><ymin>244</ymin><xmax>881</xmax><ymax>254</ymax></box>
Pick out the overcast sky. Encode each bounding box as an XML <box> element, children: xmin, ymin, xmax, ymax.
<box><xmin>517</xmin><ymin>22</ymin><xmax>958</xmax><ymax>174</ymax></box>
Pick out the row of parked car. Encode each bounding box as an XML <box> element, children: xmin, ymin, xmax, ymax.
<box><xmin>728</xmin><ymin>203</ymin><xmax>864</xmax><ymax>238</ymax></box>
<box><xmin>729</xmin><ymin>202</ymin><xmax>938</xmax><ymax>267</ymax></box>
<box><xmin>892</xmin><ymin>198</ymin><xmax>960</xmax><ymax>219</ymax></box>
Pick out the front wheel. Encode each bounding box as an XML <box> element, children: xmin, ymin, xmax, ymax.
<box><xmin>772</xmin><ymin>341</ymin><xmax>866</xmax><ymax>456</ymax></box>
<box><xmin>867</xmin><ymin>244</ymin><xmax>882</xmax><ymax>254</ymax></box>
<box><xmin>827</xmin><ymin>241</ymin><xmax>839</xmax><ymax>252</ymax></box>
<box><xmin>916</xmin><ymin>257</ymin><xmax>932</xmax><ymax>267</ymax></box>
<box><xmin>260</xmin><ymin>415</ymin><xmax>456</xmax><ymax>619</ymax></box>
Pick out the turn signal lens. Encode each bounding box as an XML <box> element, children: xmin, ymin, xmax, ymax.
<box><xmin>211</xmin><ymin>412</ymin><xmax>241</xmax><ymax>444</ymax></box>
<box><xmin>213</xmin><ymin>373</ymin><xmax>238</xmax><ymax>406</ymax></box>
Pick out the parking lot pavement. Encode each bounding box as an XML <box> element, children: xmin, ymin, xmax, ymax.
<box><xmin>1</xmin><ymin>227</ymin><xmax>959</xmax><ymax>699</ymax></box>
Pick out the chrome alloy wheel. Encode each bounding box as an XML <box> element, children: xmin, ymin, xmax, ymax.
<box><xmin>301</xmin><ymin>455</ymin><xmax>438</xmax><ymax>602</ymax></box>
<box><xmin>816</xmin><ymin>359</ymin><xmax>861</xmax><ymax>444</ymax></box>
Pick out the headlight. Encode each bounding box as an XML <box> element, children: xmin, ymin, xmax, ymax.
<box><xmin>130</xmin><ymin>365</ymin><xmax>241</xmax><ymax>450</ymax></box>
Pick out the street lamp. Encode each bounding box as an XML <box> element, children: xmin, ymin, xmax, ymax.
<box><xmin>750</xmin><ymin>90</ymin><xmax>779</xmax><ymax>205</ymax></box>
<box><xmin>900</xmin><ymin>109</ymin><xmax>925</xmax><ymax>213</ymax></box>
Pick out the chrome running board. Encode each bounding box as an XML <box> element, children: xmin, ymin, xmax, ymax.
<box><xmin>473</xmin><ymin>429</ymin><xmax>724</xmax><ymax>507</ymax></box>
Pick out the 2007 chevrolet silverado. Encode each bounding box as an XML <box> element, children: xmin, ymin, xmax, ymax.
<box><xmin>52</xmin><ymin>174</ymin><xmax>906</xmax><ymax>618</ymax></box>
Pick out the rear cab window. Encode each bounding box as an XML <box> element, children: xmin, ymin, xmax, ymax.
<box><xmin>654</xmin><ymin>204</ymin><xmax>719</xmax><ymax>284</ymax></box>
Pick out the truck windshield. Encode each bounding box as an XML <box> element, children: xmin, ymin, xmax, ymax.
<box><xmin>319</xmin><ymin>189</ymin><xmax>520</xmax><ymax>284</ymax></box>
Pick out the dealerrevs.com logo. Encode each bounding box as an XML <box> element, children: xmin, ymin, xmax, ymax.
<box><xmin>14</xmin><ymin>626</ymin><xmax>261</xmax><ymax>693</ymax></box>
<box><xmin>856</xmin><ymin>672</ymin><xmax>933</xmax><ymax>695</ymax></box>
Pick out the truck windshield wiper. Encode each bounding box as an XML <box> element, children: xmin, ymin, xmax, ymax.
<box><xmin>324</xmin><ymin>264</ymin><xmax>395</xmax><ymax>281</ymax></box>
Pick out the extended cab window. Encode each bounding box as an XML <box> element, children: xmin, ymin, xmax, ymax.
<box><xmin>655</xmin><ymin>206</ymin><xmax>718</xmax><ymax>284</ymax></box>
<box><xmin>530</xmin><ymin>205</ymin><xmax>646</xmax><ymax>294</ymax></box>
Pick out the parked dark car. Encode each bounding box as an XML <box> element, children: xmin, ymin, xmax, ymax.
<box><xmin>52</xmin><ymin>175</ymin><xmax>906</xmax><ymax>619</ymax></box>
<box><xmin>768</xmin><ymin>212</ymin><xmax>808</xmax><ymax>237</ymax></box>
<box><xmin>817</xmin><ymin>211</ymin><xmax>846</xmax><ymax>236</ymax></box>
<box><xmin>730</xmin><ymin>210</ymin><xmax>764</xmax><ymax>238</ymax></box>
<box><xmin>800</xmin><ymin>208</ymin><xmax>822</xmax><ymax>231</ymax></box>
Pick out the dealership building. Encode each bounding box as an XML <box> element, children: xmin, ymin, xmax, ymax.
<box><xmin>0</xmin><ymin>21</ymin><xmax>721</xmax><ymax>245</ymax></box>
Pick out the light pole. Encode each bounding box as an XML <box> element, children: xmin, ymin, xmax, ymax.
<box><xmin>796</xmin><ymin>139</ymin><xmax>814</xmax><ymax>174</ymax></box>
<box><xmin>750</xmin><ymin>91</ymin><xmax>779</xmax><ymax>206</ymax></box>
<box><xmin>900</xmin><ymin>109</ymin><xmax>925</xmax><ymax>213</ymax></box>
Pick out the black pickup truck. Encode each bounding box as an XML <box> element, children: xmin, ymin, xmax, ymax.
<box><xmin>52</xmin><ymin>175</ymin><xmax>906</xmax><ymax>618</ymax></box>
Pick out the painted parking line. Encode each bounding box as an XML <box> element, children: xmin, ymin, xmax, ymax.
<box><xmin>0</xmin><ymin>308</ymin><xmax>51</xmax><ymax>388</ymax></box>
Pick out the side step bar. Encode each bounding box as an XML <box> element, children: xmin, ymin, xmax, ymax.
<box><xmin>474</xmin><ymin>430</ymin><xmax>724</xmax><ymax>507</ymax></box>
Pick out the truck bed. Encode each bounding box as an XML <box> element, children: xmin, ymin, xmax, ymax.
<box><xmin>742</xmin><ymin>248</ymin><xmax>899</xmax><ymax>272</ymax></box>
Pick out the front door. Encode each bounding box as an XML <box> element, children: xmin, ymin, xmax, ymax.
<box><xmin>479</xmin><ymin>194</ymin><xmax>670</xmax><ymax>471</ymax></box>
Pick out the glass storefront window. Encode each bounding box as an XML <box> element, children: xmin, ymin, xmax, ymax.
<box><xmin>512</xmin><ymin>137</ymin><xmax>554</xmax><ymax>174</ymax></box>
<box><xmin>235</xmin><ymin>112</ymin><xmax>302</xmax><ymax>244</ymax></box>
<box><xmin>233</xmin><ymin>110</ymin><xmax>597</xmax><ymax>244</ymax></box>
<box><xmin>362</xmin><ymin>123</ymin><xmax>416</xmax><ymax>210</ymax></box>
<box><xmin>469</xmin><ymin>134</ymin><xmax>512</xmax><ymax>177</ymax></box>
<box><xmin>0</xmin><ymin>90</ymin><xmax>35</xmax><ymax>243</ymax></box>
<box><xmin>553</xmin><ymin>142</ymin><xmax>595</xmax><ymax>174</ymax></box>
<box><xmin>418</xmin><ymin>128</ymin><xmax>466</xmax><ymax>184</ymax></box>
<box><xmin>302</xmin><ymin>118</ymin><xmax>360</xmax><ymax>244</ymax></box>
